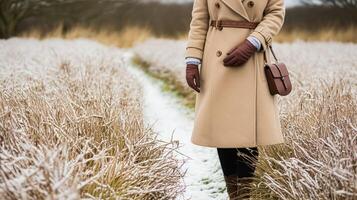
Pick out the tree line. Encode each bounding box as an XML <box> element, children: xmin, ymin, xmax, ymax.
<box><xmin>0</xmin><ymin>0</ymin><xmax>132</xmax><ymax>39</ymax></box>
<box><xmin>0</xmin><ymin>0</ymin><xmax>356</xmax><ymax>39</ymax></box>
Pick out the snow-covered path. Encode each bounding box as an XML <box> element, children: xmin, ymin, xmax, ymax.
<box><xmin>122</xmin><ymin>52</ymin><xmax>227</xmax><ymax>200</ymax></box>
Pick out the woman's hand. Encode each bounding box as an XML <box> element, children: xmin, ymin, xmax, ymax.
<box><xmin>186</xmin><ymin>64</ymin><xmax>200</xmax><ymax>93</ymax></box>
<box><xmin>223</xmin><ymin>39</ymin><xmax>257</xmax><ymax>67</ymax></box>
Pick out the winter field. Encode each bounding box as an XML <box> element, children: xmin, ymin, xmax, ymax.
<box><xmin>0</xmin><ymin>37</ymin><xmax>356</xmax><ymax>200</ymax></box>
<box><xmin>133</xmin><ymin>39</ymin><xmax>357</xmax><ymax>199</ymax></box>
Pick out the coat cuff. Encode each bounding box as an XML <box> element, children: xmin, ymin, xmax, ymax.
<box><xmin>246</xmin><ymin>36</ymin><xmax>261</xmax><ymax>51</ymax></box>
<box><xmin>186</xmin><ymin>57</ymin><xmax>201</xmax><ymax>65</ymax></box>
<box><xmin>185</xmin><ymin>47</ymin><xmax>204</xmax><ymax>60</ymax></box>
<box><xmin>249</xmin><ymin>30</ymin><xmax>272</xmax><ymax>52</ymax></box>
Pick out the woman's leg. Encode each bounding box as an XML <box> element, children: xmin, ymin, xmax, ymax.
<box><xmin>217</xmin><ymin>148</ymin><xmax>241</xmax><ymax>199</ymax></box>
<box><xmin>217</xmin><ymin>147</ymin><xmax>259</xmax><ymax>199</ymax></box>
<box><xmin>217</xmin><ymin>147</ymin><xmax>259</xmax><ymax>177</ymax></box>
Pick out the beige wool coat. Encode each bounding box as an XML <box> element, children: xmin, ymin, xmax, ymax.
<box><xmin>185</xmin><ymin>0</ymin><xmax>286</xmax><ymax>148</ymax></box>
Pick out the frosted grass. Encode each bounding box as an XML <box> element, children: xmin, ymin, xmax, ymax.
<box><xmin>0</xmin><ymin>38</ymin><xmax>184</xmax><ymax>199</ymax></box>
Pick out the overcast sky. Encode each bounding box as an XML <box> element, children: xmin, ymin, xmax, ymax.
<box><xmin>151</xmin><ymin>0</ymin><xmax>301</xmax><ymax>7</ymax></box>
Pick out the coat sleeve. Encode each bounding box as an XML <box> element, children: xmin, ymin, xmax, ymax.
<box><xmin>249</xmin><ymin>0</ymin><xmax>285</xmax><ymax>52</ymax></box>
<box><xmin>185</xmin><ymin>0</ymin><xmax>209</xmax><ymax>60</ymax></box>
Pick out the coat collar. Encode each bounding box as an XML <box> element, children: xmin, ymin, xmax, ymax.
<box><xmin>220</xmin><ymin>0</ymin><xmax>250</xmax><ymax>21</ymax></box>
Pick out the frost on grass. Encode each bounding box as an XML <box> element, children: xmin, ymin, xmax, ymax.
<box><xmin>133</xmin><ymin>39</ymin><xmax>357</xmax><ymax>199</ymax></box>
<box><xmin>254</xmin><ymin>80</ymin><xmax>357</xmax><ymax>200</ymax></box>
<box><xmin>0</xmin><ymin>38</ymin><xmax>184</xmax><ymax>200</ymax></box>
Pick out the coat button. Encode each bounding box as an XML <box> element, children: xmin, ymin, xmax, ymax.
<box><xmin>216</xmin><ymin>50</ymin><xmax>222</xmax><ymax>57</ymax></box>
<box><xmin>215</xmin><ymin>2</ymin><xmax>220</xmax><ymax>8</ymax></box>
<box><xmin>247</xmin><ymin>1</ymin><xmax>255</xmax><ymax>8</ymax></box>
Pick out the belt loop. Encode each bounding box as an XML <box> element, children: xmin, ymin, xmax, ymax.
<box><xmin>216</xmin><ymin>20</ymin><xmax>223</xmax><ymax>30</ymax></box>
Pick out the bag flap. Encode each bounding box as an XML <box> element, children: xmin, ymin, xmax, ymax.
<box><xmin>267</xmin><ymin>63</ymin><xmax>289</xmax><ymax>78</ymax></box>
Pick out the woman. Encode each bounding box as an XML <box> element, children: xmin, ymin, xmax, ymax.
<box><xmin>185</xmin><ymin>0</ymin><xmax>286</xmax><ymax>199</ymax></box>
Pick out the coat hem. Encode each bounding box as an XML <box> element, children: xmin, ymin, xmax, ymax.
<box><xmin>191</xmin><ymin>136</ymin><xmax>285</xmax><ymax>148</ymax></box>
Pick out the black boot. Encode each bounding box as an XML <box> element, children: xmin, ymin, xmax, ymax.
<box><xmin>237</xmin><ymin>177</ymin><xmax>254</xmax><ymax>199</ymax></box>
<box><xmin>224</xmin><ymin>175</ymin><xmax>239</xmax><ymax>200</ymax></box>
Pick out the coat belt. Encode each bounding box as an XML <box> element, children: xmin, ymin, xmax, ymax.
<box><xmin>210</xmin><ymin>20</ymin><xmax>259</xmax><ymax>30</ymax></box>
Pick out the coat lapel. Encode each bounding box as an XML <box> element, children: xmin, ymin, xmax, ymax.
<box><xmin>220</xmin><ymin>0</ymin><xmax>250</xmax><ymax>21</ymax></box>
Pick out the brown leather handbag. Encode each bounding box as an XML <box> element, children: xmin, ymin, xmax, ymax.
<box><xmin>264</xmin><ymin>45</ymin><xmax>292</xmax><ymax>96</ymax></box>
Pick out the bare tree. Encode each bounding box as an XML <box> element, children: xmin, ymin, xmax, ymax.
<box><xmin>300</xmin><ymin>0</ymin><xmax>357</xmax><ymax>8</ymax></box>
<box><xmin>0</xmin><ymin>0</ymin><xmax>132</xmax><ymax>39</ymax></box>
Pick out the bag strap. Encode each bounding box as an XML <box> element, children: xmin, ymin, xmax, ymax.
<box><xmin>263</xmin><ymin>44</ymin><xmax>279</xmax><ymax>63</ymax></box>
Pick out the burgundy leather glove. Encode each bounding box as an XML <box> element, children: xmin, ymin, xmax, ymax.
<box><xmin>223</xmin><ymin>39</ymin><xmax>257</xmax><ymax>67</ymax></box>
<box><xmin>186</xmin><ymin>64</ymin><xmax>200</xmax><ymax>93</ymax></box>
